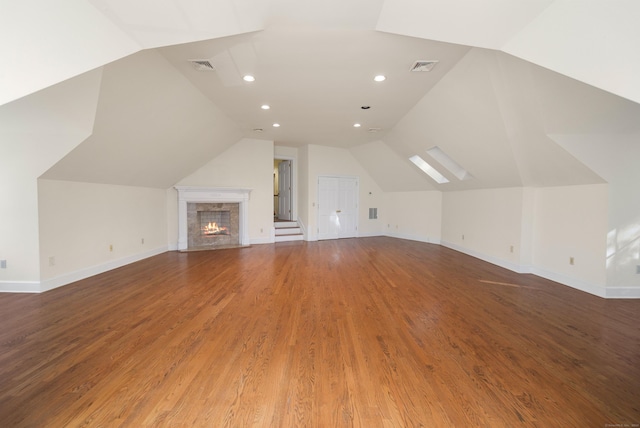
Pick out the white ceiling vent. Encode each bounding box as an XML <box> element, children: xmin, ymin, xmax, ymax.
<box><xmin>189</xmin><ymin>59</ymin><xmax>216</xmax><ymax>72</ymax></box>
<box><xmin>410</xmin><ymin>60</ymin><xmax>439</xmax><ymax>72</ymax></box>
<box><xmin>368</xmin><ymin>128</ymin><xmax>382</xmax><ymax>133</ymax></box>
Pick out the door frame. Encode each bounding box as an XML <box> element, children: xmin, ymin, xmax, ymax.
<box><xmin>317</xmin><ymin>174</ymin><xmax>359</xmax><ymax>240</ymax></box>
<box><xmin>274</xmin><ymin>155</ymin><xmax>297</xmax><ymax>221</ymax></box>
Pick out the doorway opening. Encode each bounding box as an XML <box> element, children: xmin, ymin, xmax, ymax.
<box><xmin>274</xmin><ymin>158</ymin><xmax>295</xmax><ymax>221</ymax></box>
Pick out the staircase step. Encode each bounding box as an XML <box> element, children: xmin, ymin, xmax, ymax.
<box><xmin>275</xmin><ymin>227</ymin><xmax>302</xmax><ymax>236</ymax></box>
<box><xmin>275</xmin><ymin>234</ymin><xmax>304</xmax><ymax>242</ymax></box>
<box><xmin>274</xmin><ymin>220</ymin><xmax>303</xmax><ymax>242</ymax></box>
<box><xmin>275</xmin><ymin>221</ymin><xmax>298</xmax><ymax>228</ymax></box>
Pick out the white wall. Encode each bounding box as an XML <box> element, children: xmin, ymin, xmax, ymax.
<box><xmin>440</xmin><ymin>185</ymin><xmax>612</xmax><ymax>297</ymax></box>
<box><xmin>302</xmin><ymin>145</ymin><xmax>384</xmax><ymax>241</ymax></box>
<box><xmin>384</xmin><ymin>191</ymin><xmax>442</xmax><ymax>243</ymax></box>
<box><xmin>175</xmin><ymin>138</ymin><xmax>274</xmax><ymax>244</ymax></box>
<box><xmin>441</xmin><ymin>187</ymin><xmax>527</xmax><ymax>270</ymax></box>
<box><xmin>303</xmin><ymin>145</ymin><xmax>385</xmax><ymax>240</ymax></box>
<box><xmin>532</xmin><ymin>184</ymin><xmax>608</xmax><ymax>296</ymax></box>
<box><xmin>297</xmin><ymin>145</ymin><xmax>310</xmax><ymax>237</ymax></box>
<box><xmin>0</xmin><ymin>69</ymin><xmax>103</xmax><ymax>291</ymax></box>
<box><xmin>552</xmin><ymin>133</ymin><xmax>640</xmax><ymax>294</ymax></box>
<box><xmin>38</xmin><ymin>180</ymin><xmax>168</xmax><ymax>291</ymax></box>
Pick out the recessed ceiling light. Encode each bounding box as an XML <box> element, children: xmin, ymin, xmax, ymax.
<box><xmin>353</xmin><ymin>123</ymin><xmax>361</xmax><ymax>128</ymax></box>
<box><xmin>374</xmin><ymin>75</ymin><xmax>386</xmax><ymax>82</ymax></box>
<box><xmin>243</xmin><ymin>75</ymin><xmax>255</xmax><ymax>82</ymax></box>
<box><xmin>261</xmin><ymin>104</ymin><xmax>270</xmax><ymax>110</ymax></box>
<box><xmin>273</xmin><ymin>123</ymin><xmax>280</xmax><ymax>128</ymax></box>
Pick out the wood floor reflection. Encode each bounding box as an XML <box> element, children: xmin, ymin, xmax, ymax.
<box><xmin>1</xmin><ymin>237</ymin><xmax>638</xmax><ymax>426</ymax></box>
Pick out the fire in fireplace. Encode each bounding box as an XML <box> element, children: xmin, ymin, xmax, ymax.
<box><xmin>202</xmin><ymin>222</ymin><xmax>229</xmax><ymax>235</ymax></box>
<box><xmin>199</xmin><ymin>211</ymin><xmax>231</xmax><ymax>236</ymax></box>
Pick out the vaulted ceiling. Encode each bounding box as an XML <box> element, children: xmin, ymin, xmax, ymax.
<box><xmin>3</xmin><ymin>0</ymin><xmax>639</xmax><ymax>191</ymax></box>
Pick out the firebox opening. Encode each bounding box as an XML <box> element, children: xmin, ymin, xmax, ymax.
<box><xmin>199</xmin><ymin>210</ymin><xmax>231</xmax><ymax>236</ymax></box>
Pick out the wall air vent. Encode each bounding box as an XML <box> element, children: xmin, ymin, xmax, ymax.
<box><xmin>189</xmin><ymin>59</ymin><xmax>216</xmax><ymax>72</ymax></box>
<box><xmin>410</xmin><ymin>60</ymin><xmax>439</xmax><ymax>72</ymax></box>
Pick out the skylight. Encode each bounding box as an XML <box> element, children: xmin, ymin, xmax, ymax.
<box><xmin>409</xmin><ymin>155</ymin><xmax>449</xmax><ymax>184</ymax></box>
<box><xmin>426</xmin><ymin>146</ymin><xmax>472</xmax><ymax>181</ymax></box>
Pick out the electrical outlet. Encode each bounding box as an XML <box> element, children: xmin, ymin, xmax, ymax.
<box><xmin>510</xmin><ymin>245</ymin><xmax>514</xmax><ymax>253</ymax></box>
<box><xmin>0</xmin><ymin>260</ymin><xmax>6</xmax><ymax>269</ymax></box>
<box><xmin>260</xmin><ymin>228</ymin><xmax>263</xmax><ymax>233</ymax></box>
<box><xmin>109</xmin><ymin>244</ymin><xmax>113</xmax><ymax>252</ymax></box>
<box><xmin>462</xmin><ymin>234</ymin><xmax>465</xmax><ymax>240</ymax></box>
<box><xmin>49</xmin><ymin>256</ymin><xmax>55</xmax><ymax>267</ymax></box>
<box><xmin>141</xmin><ymin>238</ymin><xmax>144</xmax><ymax>244</ymax></box>
<box><xmin>570</xmin><ymin>257</ymin><xmax>575</xmax><ymax>265</ymax></box>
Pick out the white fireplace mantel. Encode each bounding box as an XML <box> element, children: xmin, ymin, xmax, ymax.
<box><xmin>175</xmin><ymin>186</ymin><xmax>251</xmax><ymax>250</ymax></box>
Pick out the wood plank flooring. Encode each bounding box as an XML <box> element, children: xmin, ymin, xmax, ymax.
<box><xmin>0</xmin><ymin>237</ymin><xmax>639</xmax><ymax>427</ymax></box>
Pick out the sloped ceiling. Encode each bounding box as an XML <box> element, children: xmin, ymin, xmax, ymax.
<box><xmin>41</xmin><ymin>50</ymin><xmax>242</xmax><ymax>188</ymax></box>
<box><xmin>2</xmin><ymin>0</ymin><xmax>639</xmax><ymax>191</ymax></box>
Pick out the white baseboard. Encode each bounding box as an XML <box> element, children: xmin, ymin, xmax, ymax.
<box><xmin>0</xmin><ymin>281</ymin><xmax>41</xmax><ymax>293</ymax></box>
<box><xmin>529</xmin><ymin>266</ymin><xmax>607</xmax><ymax>298</ymax></box>
<box><xmin>37</xmin><ymin>246</ymin><xmax>169</xmax><ymax>293</ymax></box>
<box><xmin>297</xmin><ymin>218</ymin><xmax>318</xmax><ymax>241</ymax></box>
<box><xmin>385</xmin><ymin>232</ymin><xmax>439</xmax><ymax>245</ymax></box>
<box><xmin>358</xmin><ymin>232</ymin><xmax>383</xmax><ymax>238</ymax></box>
<box><xmin>251</xmin><ymin>236</ymin><xmax>275</xmax><ymax>245</ymax></box>
<box><xmin>603</xmin><ymin>286</ymin><xmax>640</xmax><ymax>298</ymax></box>
<box><xmin>168</xmin><ymin>242</ymin><xmax>178</xmax><ymax>251</ymax></box>
<box><xmin>439</xmin><ymin>240</ymin><xmax>631</xmax><ymax>298</ymax></box>
<box><xmin>440</xmin><ymin>240</ymin><xmax>525</xmax><ymax>273</ymax></box>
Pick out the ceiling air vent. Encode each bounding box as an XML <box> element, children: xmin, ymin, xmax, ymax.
<box><xmin>368</xmin><ymin>128</ymin><xmax>382</xmax><ymax>133</ymax></box>
<box><xmin>410</xmin><ymin>60</ymin><xmax>439</xmax><ymax>72</ymax></box>
<box><xmin>189</xmin><ymin>59</ymin><xmax>216</xmax><ymax>72</ymax></box>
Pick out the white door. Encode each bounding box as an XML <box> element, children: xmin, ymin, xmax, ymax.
<box><xmin>278</xmin><ymin>160</ymin><xmax>292</xmax><ymax>220</ymax></box>
<box><xmin>318</xmin><ymin>176</ymin><xmax>358</xmax><ymax>240</ymax></box>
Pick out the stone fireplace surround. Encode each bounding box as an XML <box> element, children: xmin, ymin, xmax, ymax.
<box><xmin>175</xmin><ymin>187</ymin><xmax>251</xmax><ymax>251</ymax></box>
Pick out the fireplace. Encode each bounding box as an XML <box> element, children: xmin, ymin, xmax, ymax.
<box><xmin>187</xmin><ymin>202</ymin><xmax>238</xmax><ymax>249</ymax></box>
<box><xmin>175</xmin><ymin>187</ymin><xmax>251</xmax><ymax>251</ymax></box>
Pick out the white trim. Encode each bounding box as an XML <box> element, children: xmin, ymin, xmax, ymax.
<box><xmin>0</xmin><ymin>246</ymin><xmax>169</xmax><ymax>294</ymax></box>
<box><xmin>604</xmin><ymin>287</ymin><xmax>640</xmax><ymax>299</ymax></box>
<box><xmin>441</xmin><ymin>240</ymin><xmax>525</xmax><ymax>273</ymax></box>
<box><xmin>0</xmin><ymin>281</ymin><xmax>41</xmax><ymax>293</ymax></box>
<box><xmin>297</xmin><ymin>217</ymin><xmax>313</xmax><ymax>241</ymax></box>
<box><xmin>439</xmin><ymin>240</ymin><xmax>628</xmax><ymax>299</ymax></box>
<box><xmin>529</xmin><ymin>265</ymin><xmax>607</xmax><ymax>298</ymax></box>
<box><xmin>174</xmin><ymin>186</ymin><xmax>251</xmax><ymax>250</ymax></box>
<box><xmin>358</xmin><ymin>232</ymin><xmax>384</xmax><ymax>238</ymax></box>
<box><xmin>385</xmin><ymin>232</ymin><xmax>437</xmax><ymax>244</ymax></box>
<box><xmin>40</xmin><ymin>246</ymin><xmax>169</xmax><ymax>293</ymax></box>
<box><xmin>251</xmin><ymin>236</ymin><xmax>274</xmax><ymax>245</ymax></box>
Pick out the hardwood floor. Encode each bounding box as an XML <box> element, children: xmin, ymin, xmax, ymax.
<box><xmin>0</xmin><ymin>237</ymin><xmax>638</xmax><ymax>427</ymax></box>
